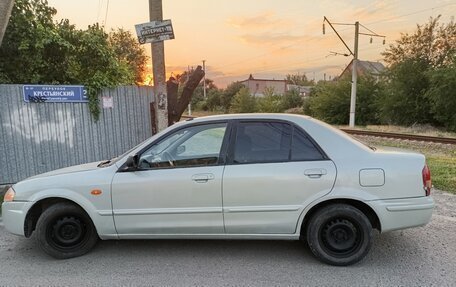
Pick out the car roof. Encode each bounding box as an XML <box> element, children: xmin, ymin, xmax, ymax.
<box><xmin>188</xmin><ymin>113</ymin><xmax>311</xmax><ymax>123</ymax></box>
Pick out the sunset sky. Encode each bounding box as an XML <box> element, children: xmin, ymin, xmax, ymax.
<box><xmin>47</xmin><ymin>0</ymin><xmax>456</xmax><ymax>87</ymax></box>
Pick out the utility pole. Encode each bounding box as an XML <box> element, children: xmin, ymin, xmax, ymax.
<box><xmin>0</xmin><ymin>0</ymin><xmax>14</xmax><ymax>47</ymax></box>
<box><xmin>187</xmin><ymin>65</ymin><xmax>192</xmax><ymax>116</ymax></box>
<box><xmin>349</xmin><ymin>22</ymin><xmax>359</xmax><ymax>127</ymax></box>
<box><xmin>202</xmin><ymin>60</ymin><xmax>206</xmax><ymax>99</ymax></box>
<box><xmin>323</xmin><ymin>17</ymin><xmax>384</xmax><ymax>128</ymax></box>
<box><xmin>149</xmin><ymin>0</ymin><xmax>168</xmax><ymax>132</ymax></box>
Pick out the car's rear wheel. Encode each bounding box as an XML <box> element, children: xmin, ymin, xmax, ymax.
<box><xmin>35</xmin><ymin>202</ymin><xmax>98</xmax><ymax>259</ymax></box>
<box><xmin>306</xmin><ymin>204</ymin><xmax>372</xmax><ymax>266</ymax></box>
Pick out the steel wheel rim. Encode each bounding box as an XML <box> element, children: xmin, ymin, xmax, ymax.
<box><xmin>46</xmin><ymin>215</ymin><xmax>89</xmax><ymax>251</ymax></box>
<box><xmin>319</xmin><ymin>217</ymin><xmax>363</xmax><ymax>258</ymax></box>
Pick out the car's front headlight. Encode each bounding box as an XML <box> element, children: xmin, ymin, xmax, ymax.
<box><xmin>3</xmin><ymin>187</ymin><xmax>15</xmax><ymax>202</ymax></box>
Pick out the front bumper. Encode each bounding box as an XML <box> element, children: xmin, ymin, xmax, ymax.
<box><xmin>369</xmin><ymin>196</ymin><xmax>434</xmax><ymax>233</ymax></box>
<box><xmin>1</xmin><ymin>201</ymin><xmax>34</xmax><ymax>236</ymax></box>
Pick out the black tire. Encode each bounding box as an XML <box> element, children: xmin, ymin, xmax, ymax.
<box><xmin>306</xmin><ymin>204</ymin><xmax>372</xmax><ymax>266</ymax></box>
<box><xmin>35</xmin><ymin>202</ymin><xmax>98</xmax><ymax>259</ymax></box>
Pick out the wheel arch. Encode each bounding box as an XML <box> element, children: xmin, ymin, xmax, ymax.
<box><xmin>24</xmin><ymin>197</ymin><xmax>97</xmax><ymax>238</ymax></box>
<box><xmin>299</xmin><ymin>198</ymin><xmax>381</xmax><ymax>238</ymax></box>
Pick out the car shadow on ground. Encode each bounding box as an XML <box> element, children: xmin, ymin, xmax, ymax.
<box><xmin>7</xmin><ymin>227</ymin><xmax>429</xmax><ymax>269</ymax></box>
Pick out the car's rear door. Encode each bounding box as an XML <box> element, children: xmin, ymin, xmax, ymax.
<box><xmin>222</xmin><ymin>120</ymin><xmax>336</xmax><ymax>234</ymax></box>
<box><xmin>111</xmin><ymin>121</ymin><xmax>231</xmax><ymax>236</ymax></box>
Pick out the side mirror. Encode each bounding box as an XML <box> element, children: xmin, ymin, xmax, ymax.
<box><xmin>120</xmin><ymin>155</ymin><xmax>138</xmax><ymax>172</ymax></box>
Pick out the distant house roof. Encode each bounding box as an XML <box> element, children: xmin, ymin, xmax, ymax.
<box><xmin>340</xmin><ymin>60</ymin><xmax>386</xmax><ymax>79</ymax></box>
<box><xmin>241</xmin><ymin>74</ymin><xmax>286</xmax><ymax>83</ymax></box>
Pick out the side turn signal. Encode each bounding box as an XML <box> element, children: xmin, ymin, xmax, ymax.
<box><xmin>90</xmin><ymin>189</ymin><xmax>103</xmax><ymax>196</ymax></box>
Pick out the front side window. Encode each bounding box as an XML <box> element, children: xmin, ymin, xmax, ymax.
<box><xmin>139</xmin><ymin>123</ymin><xmax>227</xmax><ymax>169</ymax></box>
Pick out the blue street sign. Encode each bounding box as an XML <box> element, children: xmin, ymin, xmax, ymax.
<box><xmin>23</xmin><ymin>85</ymin><xmax>89</xmax><ymax>103</ymax></box>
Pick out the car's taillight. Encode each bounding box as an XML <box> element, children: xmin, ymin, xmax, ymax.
<box><xmin>422</xmin><ymin>164</ymin><xmax>432</xmax><ymax>196</ymax></box>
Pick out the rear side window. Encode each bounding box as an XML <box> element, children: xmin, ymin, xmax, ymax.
<box><xmin>233</xmin><ymin>122</ymin><xmax>291</xmax><ymax>164</ymax></box>
<box><xmin>232</xmin><ymin>121</ymin><xmax>325</xmax><ymax>164</ymax></box>
<box><xmin>291</xmin><ymin>128</ymin><xmax>325</xmax><ymax>161</ymax></box>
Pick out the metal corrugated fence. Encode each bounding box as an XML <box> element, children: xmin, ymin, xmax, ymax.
<box><xmin>0</xmin><ymin>85</ymin><xmax>154</xmax><ymax>184</ymax></box>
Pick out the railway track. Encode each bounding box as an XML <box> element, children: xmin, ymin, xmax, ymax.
<box><xmin>341</xmin><ymin>129</ymin><xmax>456</xmax><ymax>145</ymax></box>
<box><xmin>181</xmin><ymin>115</ymin><xmax>456</xmax><ymax>145</ymax></box>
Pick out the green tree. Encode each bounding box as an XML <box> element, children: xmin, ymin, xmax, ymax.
<box><xmin>378</xmin><ymin>17</ymin><xmax>456</xmax><ymax>128</ymax></box>
<box><xmin>190</xmin><ymin>78</ymin><xmax>218</xmax><ymax>106</ymax></box>
<box><xmin>382</xmin><ymin>16</ymin><xmax>456</xmax><ymax>68</ymax></box>
<box><xmin>286</xmin><ymin>73</ymin><xmax>314</xmax><ymax>86</ymax></box>
<box><xmin>221</xmin><ymin>81</ymin><xmax>244</xmax><ymax>112</ymax></box>
<box><xmin>230</xmin><ymin>87</ymin><xmax>256</xmax><ymax>113</ymax></box>
<box><xmin>306</xmin><ymin>76</ymin><xmax>382</xmax><ymax>125</ymax></box>
<box><xmin>0</xmin><ymin>0</ymin><xmax>62</xmax><ymax>83</ymax></box>
<box><xmin>69</xmin><ymin>24</ymin><xmax>134</xmax><ymax>119</ymax></box>
<box><xmin>281</xmin><ymin>89</ymin><xmax>303</xmax><ymax>110</ymax></box>
<box><xmin>205</xmin><ymin>89</ymin><xmax>222</xmax><ymax>111</ymax></box>
<box><xmin>0</xmin><ymin>0</ymin><xmax>146</xmax><ymax>120</ymax></box>
<box><xmin>263</xmin><ymin>86</ymin><xmax>276</xmax><ymax>97</ymax></box>
<box><xmin>377</xmin><ymin>59</ymin><xmax>432</xmax><ymax>125</ymax></box>
<box><xmin>109</xmin><ymin>28</ymin><xmax>148</xmax><ymax>84</ymax></box>
<box><xmin>425</xmin><ymin>59</ymin><xmax>456</xmax><ymax>131</ymax></box>
<box><xmin>257</xmin><ymin>95</ymin><xmax>283</xmax><ymax>113</ymax></box>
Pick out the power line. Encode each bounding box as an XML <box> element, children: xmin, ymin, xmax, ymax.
<box><xmin>222</xmin><ymin>54</ymin><xmax>330</xmax><ymax>77</ymax></box>
<box><xmin>96</xmin><ymin>0</ymin><xmax>103</xmax><ymax>23</ymax></box>
<box><xmin>212</xmin><ymin>3</ymin><xmax>455</xmax><ymax>81</ymax></box>
<box><xmin>104</xmin><ymin>0</ymin><xmax>110</xmax><ymax>26</ymax></box>
<box><xmin>365</xmin><ymin>2</ymin><xmax>456</xmax><ymax>26</ymax></box>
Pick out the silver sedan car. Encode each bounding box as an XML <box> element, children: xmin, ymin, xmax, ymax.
<box><xmin>2</xmin><ymin>114</ymin><xmax>434</xmax><ymax>265</ymax></box>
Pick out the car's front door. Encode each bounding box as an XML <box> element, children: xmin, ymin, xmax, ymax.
<box><xmin>222</xmin><ymin>120</ymin><xmax>337</xmax><ymax>234</ymax></box>
<box><xmin>111</xmin><ymin>122</ymin><xmax>230</xmax><ymax>236</ymax></box>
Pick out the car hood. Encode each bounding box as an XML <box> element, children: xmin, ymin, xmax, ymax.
<box><xmin>27</xmin><ymin>161</ymin><xmax>102</xmax><ymax>180</ymax></box>
<box><xmin>12</xmin><ymin>160</ymin><xmax>118</xmax><ymax>201</ymax></box>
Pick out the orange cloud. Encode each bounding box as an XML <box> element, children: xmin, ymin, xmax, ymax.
<box><xmin>227</xmin><ymin>11</ymin><xmax>294</xmax><ymax>30</ymax></box>
<box><xmin>239</xmin><ymin>33</ymin><xmax>302</xmax><ymax>45</ymax></box>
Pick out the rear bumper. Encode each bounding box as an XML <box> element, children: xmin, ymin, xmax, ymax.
<box><xmin>369</xmin><ymin>196</ymin><xmax>434</xmax><ymax>233</ymax></box>
<box><xmin>1</xmin><ymin>201</ymin><xmax>34</xmax><ymax>236</ymax></box>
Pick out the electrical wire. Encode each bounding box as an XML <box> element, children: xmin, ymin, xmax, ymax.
<box><xmin>365</xmin><ymin>2</ymin><xmax>456</xmax><ymax>26</ymax></box>
<box><xmin>212</xmin><ymin>2</ymin><xmax>456</xmax><ymax>80</ymax></box>
<box><xmin>96</xmin><ymin>0</ymin><xmax>103</xmax><ymax>23</ymax></box>
<box><xmin>104</xmin><ymin>0</ymin><xmax>110</xmax><ymax>27</ymax></box>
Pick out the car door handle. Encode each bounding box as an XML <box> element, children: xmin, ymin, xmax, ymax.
<box><xmin>304</xmin><ymin>169</ymin><xmax>327</xmax><ymax>178</ymax></box>
<box><xmin>191</xmin><ymin>173</ymin><xmax>215</xmax><ymax>183</ymax></box>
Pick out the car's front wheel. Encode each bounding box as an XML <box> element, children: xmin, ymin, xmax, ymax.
<box><xmin>35</xmin><ymin>202</ymin><xmax>98</xmax><ymax>259</ymax></box>
<box><xmin>306</xmin><ymin>203</ymin><xmax>372</xmax><ymax>266</ymax></box>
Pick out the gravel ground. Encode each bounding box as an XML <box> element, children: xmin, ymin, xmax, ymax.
<box><xmin>0</xmin><ymin>190</ymin><xmax>455</xmax><ymax>286</ymax></box>
<box><xmin>433</xmin><ymin>189</ymin><xmax>456</xmax><ymax>218</ymax></box>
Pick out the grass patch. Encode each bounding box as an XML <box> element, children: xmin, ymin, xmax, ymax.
<box><xmin>427</xmin><ymin>157</ymin><xmax>456</xmax><ymax>193</ymax></box>
<box><xmin>355</xmin><ymin>136</ymin><xmax>456</xmax><ymax>194</ymax></box>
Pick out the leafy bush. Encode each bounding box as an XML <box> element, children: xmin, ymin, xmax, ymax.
<box><xmin>426</xmin><ymin>60</ymin><xmax>456</xmax><ymax>131</ymax></box>
<box><xmin>377</xmin><ymin>59</ymin><xmax>433</xmax><ymax>126</ymax></box>
<box><xmin>281</xmin><ymin>88</ymin><xmax>304</xmax><ymax>110</ymax></box>
<box><xmin>221</xmin><ymin>81</ymin><xmax>244</xmax><ymax>112</ymax></box>
<box><xmin>306</xmin><ymin>76</ymin><xmax>382</xmax><ymax>125</ymax></box>
<box><xmin>0</xmin><ymin>0</ymin><xmax>146</xmax><ymax>120</ymax></box>
<box><xmin>230</xmin><ymin>87</ymin><xmax>257</xmax><ymax>113</ymax></box>
<box><xmin>257</xmin><ymin>95</ymin><xmax>283</xmax><ymax>113</ymax></box>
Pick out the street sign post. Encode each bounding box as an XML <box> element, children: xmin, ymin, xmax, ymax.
<box><xmin>23</xmin><ymin>85</ymin><xmax>88</xmax><ymax>103</ymax></box>
<box><xmin>135</xmin><ymin>19</ymin><xmax>174</xmax><ymax>44</ymax></box>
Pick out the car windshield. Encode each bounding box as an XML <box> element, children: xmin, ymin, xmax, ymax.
<box><xmin>97</xmin><ymin>139</ymin><xmax>152</xmax><ymax>167</ymax></box>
